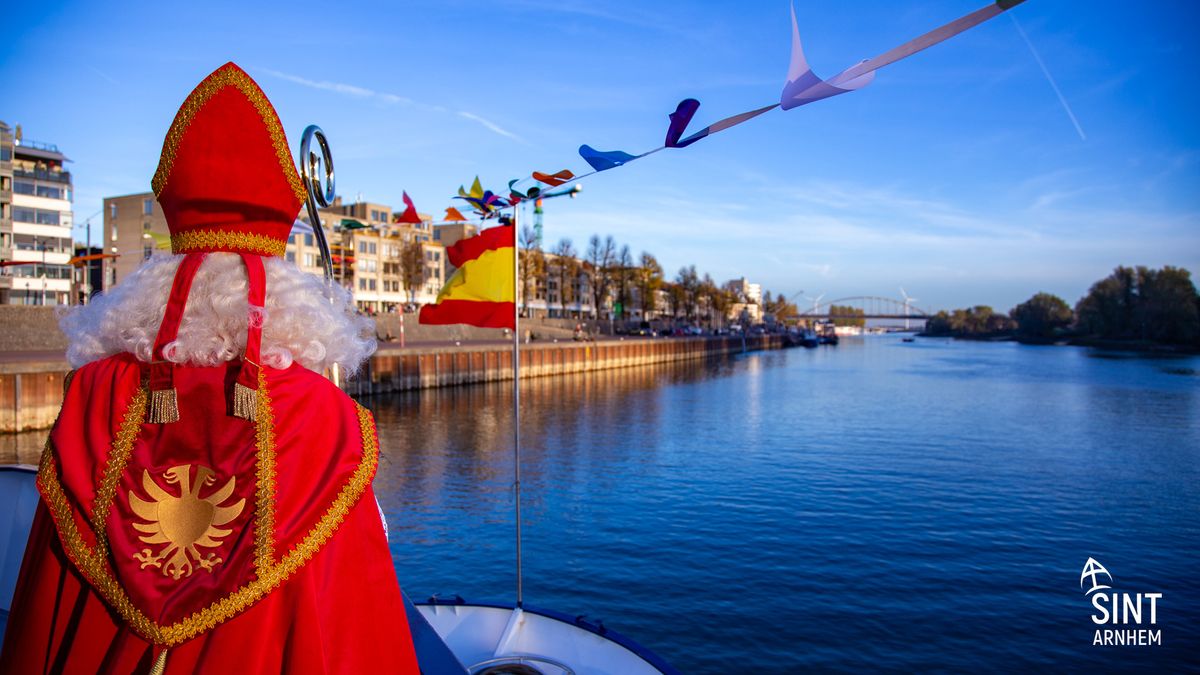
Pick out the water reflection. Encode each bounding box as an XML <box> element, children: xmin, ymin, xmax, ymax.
<box><xmin>370</xmin><ymin>354</ymin><xmax>747</xmax><ymax>532</ymax></box>
<box><xmin>0</xmin><ymin>431</ymin><xmax>44</xmax><ymax>466</ymax></box>
<box><xmin>370</xmin><ymin>339</ymin><xmax>1199</xmax><ymax>673</ymax></box>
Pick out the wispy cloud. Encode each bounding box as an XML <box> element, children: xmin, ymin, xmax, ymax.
<box><xmin>1009</xmin><ymin>14</ymin><xmax>1086</xmax><ymax>142</ymax></box>
<box><xmin>496</xmin><ymin>0</ymin><xmax>713</xmax><ymax>40</ymax></box>
<box><xmin>87</xmin><ymin>65</ymin><xmax>119</xmax><ymax>85</ymax></box>
<box><xmin>772</xmin><ymin>180</ymin><xmax>1041</xmax><ymax>241</ymax></box>
<box><xmin>256</xmin><ymin>67</ymin><xmax>526</xmax><ymax>143</ymax></box>
<box><xmin>456</xmin><ymin>111</ymin><xmax>526</xmax><ymax>144</ymax></box>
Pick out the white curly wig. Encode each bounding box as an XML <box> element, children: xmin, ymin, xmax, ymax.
<box><xmin>60</xmin><ymin>252</ymin><xmax>376</xmax><ymax>376</ymax></box>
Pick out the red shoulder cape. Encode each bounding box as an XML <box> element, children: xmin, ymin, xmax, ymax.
<box><xmin>0</xmin><ymin>354</ymin><xmax>418</xmax><ymax>673</ymax></box>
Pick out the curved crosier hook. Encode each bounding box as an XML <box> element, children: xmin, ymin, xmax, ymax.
<box><xmin>299</xmin><ymin>125</ymin><xmax>336</xmax><ymax>283</ymax></box>
<box><xmin>298</xmin><ymin>125</ymin><xmax>343</xmax><ymax>386</ymax></box>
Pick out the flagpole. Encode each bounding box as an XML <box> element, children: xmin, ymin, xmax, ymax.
<box><xmin>511</xmin><ymin>202</ymin><xmax>524</xmax><ymax>608</ymax></box>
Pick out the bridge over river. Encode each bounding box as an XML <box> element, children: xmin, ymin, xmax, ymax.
<box><xmin>784</xmin><ymin>295</ymin><xmax>931</xmax><ymax>322</ymax></box>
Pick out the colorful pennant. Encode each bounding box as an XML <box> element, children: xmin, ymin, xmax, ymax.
<box><xmin>457</xmin><ymin>176</ymin><xmax>485</xmax><ymax>200</ymax></box>
<box><xmin>665</xmin><ymin>99</ymin><xmax>702</xmax><ymax>148</ymax></box>
<box><xmin>395</xmin><ymin>191</ymin><xmax>423</xmax><ymax>224</ymax></box>
<box><xmin>531</xmin><ymin>169</ymin><xmax>575</xmax><ymax>187</ymax></box>
<box><xmin>455</xmin><ymin>188</ymin><xmax>510</xmax><ymax>218</ymax></box>
<box><xmin>578</xmin><ymin>145</ymin><xmax>641</xmax><ymax>173</ymax></box>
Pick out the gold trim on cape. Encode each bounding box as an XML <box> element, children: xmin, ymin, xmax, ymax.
<box><xmin>151</xmin><ymin>65</ymin><xmax>306</xmax><ymax>203</ymax></box>
<box><xmin>253</xmin><ymin>368</ymin><xmax>278</xmax><ymax>569</ymax></box>
<box><xmin>91</xmin><ymin>387</ymin><xmax>149</xmax><ymax>554</ymax></box>
<box><xmin>37</xmin><ymin>376</ymin><xmax>379</xmax><ymax>646</ymax></box>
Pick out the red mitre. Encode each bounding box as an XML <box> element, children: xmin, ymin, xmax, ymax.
<box><xmin>145</xmin><ymin>63</ymin><xmax>310</xmax><ymax>423</ymax></box>
<box><xmin>153</xmin><ymin>62</ymin><xmax>304</xmax><ymax>258</ymax></box>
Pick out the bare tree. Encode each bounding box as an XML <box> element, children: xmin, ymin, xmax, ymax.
<box><xmin>519</xmin><ymin>225</ymin><xmax>545</xmax><ymax>317</ymax></box>
<box><xmin>699</xmin><ymin>273</ymin><xmax>720</xmax><ymax>329</ymax></box>
<box><xmin>551</xmin><ymin>238</ymin><xmax>578</xmax><ymax>317</ymax></box>
<box><xmin>708</xmin><ymin>282</ymin><xmax>733</xmax><ymax>329</ymax></box>
<box><xmin>675</xmin><ymin>265</ymin><xmax>701</xmax><ymax>321</ymax></box>
<box><xmin>614</xmin><ymin>244</ymin><xmax>634</xmax><ymax>319</ymax></box>
<box><xmin>585</xmin><ymin>235</ymin><xmax>617</xmax><ymax>319</ymax></box>
<box><xmin>400</xmin><ymin>238</ymin><xmax>426</xmax><ymax>304</ymax></box>
<box><xmin>665</xmin><ymin>282</ymin><xmax>685</xmax><ymax>322</ymax></box>
<box><xmin>636</xmin><ymin>252</ymin><xmax>663</xmax><ymax>319</ymax></box>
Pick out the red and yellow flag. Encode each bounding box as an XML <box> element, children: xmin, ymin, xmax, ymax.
<box><xmin>419</xmin><ymin>224</ymin><xmax>514</xmax><ymax>329</ymax></box>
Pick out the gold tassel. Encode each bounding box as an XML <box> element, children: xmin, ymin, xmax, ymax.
<box><xmin>147</xmin><ymin>389</ymin><xmax>180</xmax><ymax>424</ymax></box>
<box><xmin>148</xmin><ymin>648</ymin><xmax>169</xmax><ymax>675</ymax></box>
<box><xmin>232</xmin><ymin>382</ymin><xmax>257</xmax><ymax>422</ymax></box>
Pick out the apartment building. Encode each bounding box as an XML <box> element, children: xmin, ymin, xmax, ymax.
<box><xmin>100</xmin><ymin>192</ymin><xmax>448</xmax><ymax>314</ymax></box>
<box><xmin>104</xmin><ymin>192</ymin><xmax>169</xmax><ymax>287</ymax></box>
<box><xmin>725</xmin><ymin>277</ymin><xmax>762</xmax><ymax>323</ymax></box>
<box><xmin>0</xmin><ymin>122</ymin><xmax>75</xmax><ymax>305</ymax></box>
<box><xmin>432</xmin><ymin>222</ymin><xmax>477</xmax><ymax>250</ymax></box>
<box><xmin>295</xmin><ymin>200</ymin><xmax>446</xmax><ymax>314</ymax></box>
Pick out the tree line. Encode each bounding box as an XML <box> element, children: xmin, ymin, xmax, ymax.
<box><xmin>517</xmin><ymin>227</ymin><xmax>793</xmax><ymax>325</ymax></box>
<box><xmin>923</xmin><ymin>266</ymin><xmax>1200</xmax><ymax>349</ymax></box>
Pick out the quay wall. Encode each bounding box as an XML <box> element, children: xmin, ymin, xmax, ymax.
<box><xmin>345</xmin><ymin>335</ymin><xmax>781</xmax><ymax>397</ymax></box>
<box><xmin>1</xmin><ymin>336</ymin><xmax>782</xmax><ymax>433</ymax></box>
<box><xmin>0</xmin><ymin>362</ymin><xmax>71</xmax><ymax>434</ymax></box>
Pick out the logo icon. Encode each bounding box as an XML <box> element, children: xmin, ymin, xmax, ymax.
<box><xmin>1080</xmin><ymin>558</ymin><xmax>1164</xmax><ymax>647</ymax></box>
<box><xmin>1080</xmin><ymin>557</ymin><xmax>1112</xmax><ymax>594</ymax></box>
<box><xmin>129</xmin><ymin>464</ymin><xmax>245</xmax><ymax>580</ymax></box>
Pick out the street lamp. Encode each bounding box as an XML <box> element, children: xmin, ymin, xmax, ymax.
<box><xmin>35</xmin><ymin>235</ymin><xmax>47</xmax><ymax>306</ymax></box>
<box><xmin>72</xmin><ymin>209</ymin><xmax>102</xmax><ymax>304</ymax></box>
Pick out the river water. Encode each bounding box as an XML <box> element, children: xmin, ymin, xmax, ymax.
<box><xmin>372</xmin><ymin>336</ymin><xmax>1199</xmax><ymax>672</ymax></box>
<box><xmin>1</xmin><ymin>337</ymin><xmax>1195</xmax><ymax>670</ymax></box>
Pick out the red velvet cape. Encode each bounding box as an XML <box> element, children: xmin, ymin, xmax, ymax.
<box><xmin>0</xmin><ymin>353</ymin><xmax>418</xmax><ymax>673</ymax></box>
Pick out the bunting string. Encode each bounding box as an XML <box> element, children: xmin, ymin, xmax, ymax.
<box><xmin>408</xmin><ymin>0</ymin><xmax>1026</xmax><ymax>221</ymax></box>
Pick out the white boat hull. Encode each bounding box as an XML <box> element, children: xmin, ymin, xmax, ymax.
<box><xmin>417</xmin><ymin>601</ymin><xmax>677</xmax><ymax>675</ymax></box>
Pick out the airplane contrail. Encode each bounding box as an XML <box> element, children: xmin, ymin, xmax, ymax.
<box><xmin>1009</xmin><ymin>13</ymin><xmax>1086</xmax><ymax>142</ymax></box>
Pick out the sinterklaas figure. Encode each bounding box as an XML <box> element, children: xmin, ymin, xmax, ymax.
<box><xmin>0</xmin><ymin>63</ymin><xmax>419</xmax><ymax>674</ymax></box>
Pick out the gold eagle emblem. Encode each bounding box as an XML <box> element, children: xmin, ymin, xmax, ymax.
<box><xmin>128</xmin><ymin>464</ymin><xmax>245</xmax><ymax>580</ymax></box>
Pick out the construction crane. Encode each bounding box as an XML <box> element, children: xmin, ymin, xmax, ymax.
<box><xmin>528</xmin><ymin>183</ymin><xmax>582</xmax><ymax>248</ymax></box>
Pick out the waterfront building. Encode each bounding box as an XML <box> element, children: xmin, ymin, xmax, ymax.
<box><xmin>725</xmin><ymin>277</ymin><xmax>763</xmax><ymax>324</ymax></box>
<box><xmin>102</xmin><ymin>192</ymin><xmax>448</xmax><ymax>314</ymax></box>
<box><xmin>0</xmin><ymin>122</ymin><xmax>75</xmax><ymax>305</ymax></box>
<box><xmin>432</xmin><ymin>222</ymin><xmax>477</xmax><ymax>250</ymax></box>
<box><xmin>541</xmin><ymin>251</ymin><xmax>592</xmax><ymax>319</ymax></box>
<box><xmin>0</xmin><ymin>122</ymin><xmax>12</xmax><ymax>300</ymax></box>
<box><xmin>301</xmin><ymin>198</ymin><xmax>446</xmax><ymax>314</ymax></box>
<box><xmin>104</xmin><ymin>191</ymin><xmax>169</xmax><ymax>288</ymax></box>
<box><xmin>324</xmin><ymin>198</ymin><xmax>396</xmax><ymax>232</ymax></box>
<box><xmin>725</xmin><ymin>277</ymin><xmax>762</xmax><ymax>305</ymax></box>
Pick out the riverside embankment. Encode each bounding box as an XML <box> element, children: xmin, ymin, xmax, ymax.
<box><xmin>1</xmin><ymin>334</ymin><xmax>783</xmax><ymax>433</ymax></box>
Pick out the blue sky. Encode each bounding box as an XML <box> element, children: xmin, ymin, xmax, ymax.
<box><xmin>3</xmin><ymin>0</ymin><xmax>1198</xmax><ymax>312</ymax></box>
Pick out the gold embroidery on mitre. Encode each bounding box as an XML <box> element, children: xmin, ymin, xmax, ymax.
<box><xmin>170</xmin><ymin>229</ymin><xmax>287</xmax><ymax>256</ymax></box>
<box><xmin>129</xmin><ymin>465</ymin><xmax>246</xmax><ymax>580</ymax></box>
<box><xmin>151</xmin><ymin>65</ymin><xmax>305</xmax><ymax>202</ymax></box>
